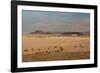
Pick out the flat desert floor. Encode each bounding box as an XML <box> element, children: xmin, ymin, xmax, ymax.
<box><xmin>22</xmin><ymin>35</ymin><xmax>90</xmax><ymax>62</ymax></box>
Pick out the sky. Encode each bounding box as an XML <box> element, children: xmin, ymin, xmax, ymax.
<box><xmin>22</xmin><ymin>10</ymin><xmax>90</xmax><ymax>33</ymax></box>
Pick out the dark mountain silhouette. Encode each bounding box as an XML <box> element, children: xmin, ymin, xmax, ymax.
<box><xmin>29</xmin><ymin>30</ymin><xmax>89</xmax><ymax>35</ymax></box>
<box><xmin>29</xmin><ymin>30</ymin><xmax>52</xmax><ymax>34</ymax></box>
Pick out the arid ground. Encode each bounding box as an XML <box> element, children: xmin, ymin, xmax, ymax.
<box><xmin>22</xmin><ymin>34</ymin><xmax>90</xmax><ymax>62</ymax></box>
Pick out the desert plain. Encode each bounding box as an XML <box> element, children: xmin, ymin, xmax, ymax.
<box><xmin>22</xmin><ymin>33</ymin><xmax>90</xmax><ymax>62</ymax></box>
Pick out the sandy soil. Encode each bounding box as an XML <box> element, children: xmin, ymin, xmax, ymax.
<box><xmin>22</xmin><ymin>35</ymin><xmax>90</xmax><ymax>62</ymax></box>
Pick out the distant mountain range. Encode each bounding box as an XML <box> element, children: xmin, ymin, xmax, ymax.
<box><xmin>29</xmin><ymin>30</ymin><xmax>90</xmax><ymax>35</ymax></box>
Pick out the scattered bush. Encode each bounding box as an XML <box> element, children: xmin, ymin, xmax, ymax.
<box><xmin>80</xmin><ymin>44</ymin><xmax>83</xmax><ymax>48</ymax></box>
<box><xmin>24</xmin><ymin>49</ymin><xmax>28</xmax><ymax>52</ymax></box>
<box><xmin>74</xmin><ymin>45</ymin><xmax>78</xmax><ymax>47</ymax></box>
<box><xmin>56</xmin><ymin>50</ymin><xmax>60</xmax><ymax>53</ymax></box>
<box><xmin>54</xmin><ymin>45</ymin><xmax>57</xmax><ymax>48</ymax></box>
<box><xmin>48</xmin><ymin>48</ymin><xmax>50</xmax><ymax>50</ymax></box>
<box><xmin>59</xmin><ymin>47</ymin><xmax>63</xmax><ymax>51</ymax></box>
<box><xmin>38</xmin><ymin>49</ymin><xmax>40</xmax><ymax>51</ymax></box>
<box><xmin>31</xmin><ymin>48</ymin><xmax>34</xmax><ymax>50</ymax></box>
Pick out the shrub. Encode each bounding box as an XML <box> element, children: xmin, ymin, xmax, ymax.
<box><xmin>74</xmin><ymin>45</ymin><xmax>78</xmax><ymax>47</ymax></box>
<box><xmin>54</xmin><ymin>45</ymin><xmax>57</xmax><ymax>48</ymax></box>
<box><xmin>38</xmin><ymin>49</ymin><xmax>40</xmax><ymax>51</ymax></box>
<box><xmin>59</xmin><ymin>47</ymin><xmax>63</xmax><ymax>51</ymax></box>
<box><xmin>48</xmin><ymin>47</ymin><xmax>50</xmax><ymax>50</ymax></box>
<box><xmin>31</xmin><ymin>48</ymin><xmax>34</xmax><ymax>50</ymax></box>
<box><xmin>56</xmin><ymin>50</ymin><xmax>60</xmax><ymax>53</ymax></box>
<box><xmin>24</xmin><ymin>49</ymin><xmax>28</xmax><ymax>52</ymax></box>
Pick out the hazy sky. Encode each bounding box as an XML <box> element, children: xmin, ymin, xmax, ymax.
<box><xmin>22</xmin><ymin>10</ymin><xmax>90</xmax><ymax>33</ymax></box>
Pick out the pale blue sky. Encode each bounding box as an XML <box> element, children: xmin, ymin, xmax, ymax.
<box><xmin>22</xmin><ymin>10</ymin><xmax>90</xmax><ymax>33</ymax></box>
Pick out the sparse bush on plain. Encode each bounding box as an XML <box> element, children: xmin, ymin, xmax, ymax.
<box><xmin>54</xmin><ymin>45</ymin><xmax>57</xmax><ymax>48</ymax></box>
<box><xmin>24</xmin><ymin>49</ymin><xmax>28</xmax><ymax>52</ymax></box>
<box><xmin>59</xmin><ymin>47</ymin><xmax>63</xmax><ymax>51</ymax></box>
<box><xmin>48</xmin><ymin>47</ymin><xmax>50</xmax><ymax>50</ymax></box>
<box><xmin>22</xmin><ymin>34</ymin><xmax>90</xmax><ymax>62</ymax></box>
<box><xmin>74</xmin><ymin>45</ymin><xmax>78</xmax><ymax>47</ymax></box>
<box><xmin>38</xmin><ymin>49</ymin><xmax>40</xmax><ymax>51</ymax></box>
<box><xmin>31</xmin><ymin>48</ymin><xmax>34</xmax><ymax>50</ymax></box>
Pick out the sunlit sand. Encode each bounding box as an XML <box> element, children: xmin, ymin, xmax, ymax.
<box><xmin>22</xmin><ymin>34</ymin><xmax>90</xmax><ymax>62</ymax></box>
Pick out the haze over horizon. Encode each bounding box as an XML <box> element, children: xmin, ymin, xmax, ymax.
<box><xmin>22</xmin><ymin>10</ymin><xmax>90</xmax><ymax>33</ymax></box>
